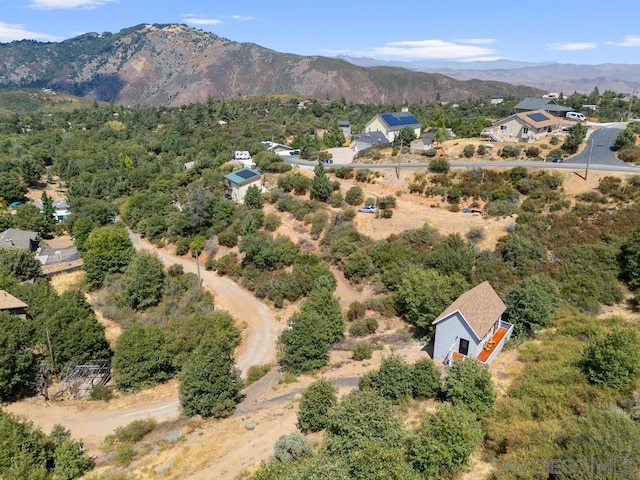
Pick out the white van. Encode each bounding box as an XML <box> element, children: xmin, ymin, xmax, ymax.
<box><xmin>566</xmin><ymin>112</ymin><xmax>586</xmax><ymax>121</ymax></box>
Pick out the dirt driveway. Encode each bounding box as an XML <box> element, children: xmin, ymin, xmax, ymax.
<box><xmin>5</xmin><ymin>231</ymin><xmax>281</xmax><ymax>450</ymax></box>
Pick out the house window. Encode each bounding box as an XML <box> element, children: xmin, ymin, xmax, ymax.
<box><xmin>459</xmin><ymin>339</ymin><xmax>469</xmax><ymax>356</ymax></box>
<box><xmin>523</xmin><ymin>127</ymin><xmax>529</xmax><ymax>134</ymax></box>
<box><xmin>500</xmin><ymin>125</ymin><xmax>508</xmax><ymax>131</ymax></box>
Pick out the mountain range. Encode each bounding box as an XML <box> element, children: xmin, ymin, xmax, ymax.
<box><xmin>0</xmin><ymin>24</ymin><xmax>542</xmax><ymax>107</ymax></box>
<box><xmin>337</xmin><ymin>56</ymin><xmax>640</xmax><ymax>95</ymax></box>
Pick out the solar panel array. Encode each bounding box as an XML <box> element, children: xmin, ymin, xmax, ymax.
<box><xmin>380</xmin><ymin>113</ymin><xmax>419</xmax><ymax>127</ymax></box>
<box><xmin>236</xmin><ymin>169</ymin><xmax>259</xmax><ymax>180</ymax></box>
<box><xmin>526</xmin><ymin>112</ymin><xmax>549</xmax><ymax>122</ymax></box>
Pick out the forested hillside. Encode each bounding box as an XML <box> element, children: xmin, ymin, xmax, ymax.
<box><xmin>1</xmin><ymin>92</ymin><xmax>640</xmax><ymax>479</ymax></box>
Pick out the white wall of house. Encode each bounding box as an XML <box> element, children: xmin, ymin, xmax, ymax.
<box><xmin>492</xmin><ymin>117</ymin><xmax>552</xmax><ymax>143</ymax></box>
<box><xmin>226</xmin><ymin>179</ymin><xmax>262</xmax><ymax>203</ymax></box>
<box><xmin>364</xmin><ymin>117</ymin><xmax>420</xmax><ymax>143</ymax></box>
<box><xmin>432</xmin><ymin>312</ymin><xmax>480</xmax><ymax>362</ymax></box>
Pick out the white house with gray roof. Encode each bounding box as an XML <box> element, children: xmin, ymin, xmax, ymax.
<box><xmin>364</xmin><ymin>109</ymin><xmax>421</xmax><ymax>143</ymax></box>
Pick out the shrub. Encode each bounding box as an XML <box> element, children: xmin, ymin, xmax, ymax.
<box><xmin>525</xmin><ymin>146</ymin><xmax>540</xmax><ymax>158</ymax></box>
<box><xmin>466</xmin><ymin>227</ymin><xmax>485</xmax><ymax>243</ymax></box>
<box><xmin>175</xmin><ymin>237</ymin><xmax>190</xmax><ymax>256</ymax></box>
<box><xmin>549</xmin><ymin>135</ymin><xmax>560</xmax><ymax>145</ymax></box>
<box><xmin>167</xmin><ymin>263</ymin><xmax>184</xmax><ymax>277</ymax></box>
<box><xmin>217</xmin><ymin>228</ymin><xmax>238</xmax><ymax>247</ymax></box>
<box><xmin>581</xmin><ymin>328</ymin><xmax>640</xmax><ymax>390</ymax></box>
<box><xmin>347</xmin><ymin>301</ymin><xmax>366</xmax><ymax>322</ymax></box>
<box><xmin>355</xmin><ymin>169</ymin><xmax>370</xmax><ymax>183</ymax></box>
<box><xmin>89</xmin><ymin>385</ymin><xmax>113</xmax><ymax>401</ymax></box>
<box><xmin>329</xmin><ymin>191</ymin><xmax>344</xmax><ymax>208</ymax></box>
<box><xmin>263</xmin><ymin>213</ymin><xmax>281</xmax><ymax>232</ymax></box>
<box><xmin>485</xmin><ymin>200</ymin><xmax>517</xmax><ymax>216</ymax></box>
<box><xmin>462</xmin><ymin>144</ymin><xmax>475</xmax><ymax>158</ymax></box>
<box><xmin>412</xmin><ymin>358</ymin><xmax>440</xmax><ymax>399</ymax></box>
<box><xmin>345</xmin><ymin>186</ymin><xmax>365</xmax><ymax>206</ymax></box>
<box><xmin>422</xmin><ymin>148</ymin><xmax>437</xmax><ymax>157</ymax></box>
<box><xmin>334</xmin><ymin>166</ymin><xmax>354</xmax><ymax>179</ymax></box>
<box><xmin>359</xmin><ymin>355</ymin><xmax>413</xmax><ymax>403</ymax></box>
<box><xmin>444</xmin><ymin>360</ymin><xmax>496</xmax><ymax>418</ymax></box>
<box><xmin>352</xmin><ymin>342</ymin><xmax>373</xmax><ymax>361</ymax></box>
<box><xmin>271</xmin><ymin>432</ymin><xmax>313</xmax><ymax>463</ymax></box>
<box><xmin>476</xmin><ymin>144</ymin><xmax>487</xmax><ymax>155</ymax></box>
<box><xmin>298</xmin><ymin>378</ymin><xmax>338</xmax><ymax>432</ymax></box>
<box><xmin>349</xmin><ymin>317</ymin><xmax>378</xmax><ymax>337</ymax></box>
<box><xmin>500</xmin><ymin>145</ymin><xmax>521</xmax><ymax>158</ymax></box>
<box><xmin>114</xmin><ymin>419</ymin><xmax>157</xmax><ymax>443</ymax></box>
<box><xmin>204</xmin><ymin>257</ymin><xmax>216</xmax><ymax>271</ymax></box>
<box><xmin>114</xmin><ymin>443</ymin><xmax>136</xmax><ymax>467</ymax></box>
<box><xmin>245</xmin><ymin>364</ymin><xmax>271</xmax><ymax>386</ymax></box>
<box><xmin>380</xmin><ymin>208</ymin><xmax>393</xmax><ymax>218</ymax></box>
<box><xmin>376</xmin><ymin>195</ymin><xmax>396</xmax><ymax>209</ymax></box>
<box><xmin>428</xmin><ymin>157</ymin><xmax>450</xmax><ymax>173</ymax></box>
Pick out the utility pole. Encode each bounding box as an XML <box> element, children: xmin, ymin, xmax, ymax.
<box><xmin>585</xmin><ymin>137</ymin><xmax>594</xmax><ymax>181</ymax></box>
<box><xmin>628</xmin><ymin>91</ymin><xmax>637</xmax><ymax>122</ymax></box>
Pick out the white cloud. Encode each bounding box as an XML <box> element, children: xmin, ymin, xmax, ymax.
<box><xmin>365</xmin><ymin>39</ymin><xmax>497</xmax><ymax>60</ymax></box>
<box><xmin>182</xmin><ymin>14</ymin><xmax>222</xmax><ymax>26</ymax></box>
<box><xmin>605</xmin><ymin>35</ymin><xmax>640</xmax><ymax>47</ymax></box>
<box><xmin>0</xmin><ymin>21</ymin><xmax>60</xmax><ymax>41</ymax></box>
<box><xmin>27</xmin><ymin>0</ymin><xmax>117</xmax><ymax>10</ymax></box>
<box><xmin>231</xmin><ymin>15</ymin><xmax>254</xmax><ymax>22</ymax></box>
<box><xmin>455</xmin><ymin>38</ymin><xmax>496</xmax><ymax>45</ymax></box>
<box><xmin>547</xmin><ymin>42</ymin><xmax>597</xmax><ymax>51</ymax></box>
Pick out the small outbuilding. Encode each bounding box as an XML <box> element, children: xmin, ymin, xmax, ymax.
<box><xmin>432</xmin><ymin>281</ymin><xmax>513</xmax><ymax>366</ymax></box>
<box><xmin>0</xmin><ymin>290</ymin><xmax>28</xmax><ymax>319</ymax></box>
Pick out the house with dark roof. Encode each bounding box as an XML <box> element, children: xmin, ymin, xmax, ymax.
<box><xmin>482</xmin><ymin>109</ymin><xmax>561</xmax><ymax>143</ymax></box>
<box><xmin>514</xmin><ymin>97</ymin><xmax>572</xmax><ymax>116</ymax></box>
<box><xmin>223</xmin><ymin>167</ymin><xmax>263</xmax><ymax>204</ymax></box>
<box><xmin>0</xmin><ymin>290</ymin><xmax>28</xmax><ymax>319</ymax></box>
<box><xmin>432</xmin><ymin>281</ymin><xmax>513</xmax><ymax>366</ymax></box>
<box><xmin>364</xmin><ymin>109</ymin><xmax>421</xmax><ymax>143</ymax></box>
<box><xmin>410</xmin><ymin>132</ymin><xmax>435</xmax><ymax>151</ymax></box>
<box><xmin>350</xmin><ymin>131</ymin><xmax>392</xmax><ymax>154</ymax></box>
<box><xmin>0</xmin><ymin>228</ymin><xmax>39</xmax><ymax>251</ymax></box>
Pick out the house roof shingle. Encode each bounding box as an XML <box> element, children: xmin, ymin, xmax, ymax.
<box><xmin>432</xmin><ymin>281</ymin><xmax>506</xmax><ymax>339</ymax></box>
<box><xmin>0</xmin><ymin>228</ymin><xmax>38</xmax><ymax>250</ymax></box>
<box><xmin>352</xmin><ymin>131</ymin><xmax>391</xmax><ymax>145</ymax></box>
<box><xmin>515</xmin><ymin>109</ymin><xmax>561</xmax><ymax>129</ymax></box>
<box><xmin>0</xmin><ymin>290</ymin><xmax>28</xmax><ymax>310</ymax></box>
<box><xmin>515</xmin><ymin>97</ymin><xmax>572</xmax><ymax>114</ymax></box>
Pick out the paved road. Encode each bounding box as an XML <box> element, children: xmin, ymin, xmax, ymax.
<box><xmin>564</xmin><ymin>125</ymin><xmax>626</xmax><ymax>166</ymax></box>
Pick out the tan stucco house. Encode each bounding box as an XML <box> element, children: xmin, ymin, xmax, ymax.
<box><xmin>224</xmin><ymin>168</ymin><xmax>263</xmax><ymax>204</ymax></box>
<box><xmin>482</xmin><ymin>109</ymin><xmax>561</xmax><ymax>143</ymax></box>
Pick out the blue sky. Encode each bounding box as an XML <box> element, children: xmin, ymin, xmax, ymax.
<box><xmin>0</xmin><ymin>0</ymin><xmax>639</xmax><ymax>65</ymax></box>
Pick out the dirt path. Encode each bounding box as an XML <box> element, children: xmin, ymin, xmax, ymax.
<box><xmin>5</xmin><ymin>231</ymin><xmax>280</xmax><ymax>450</ymax></box>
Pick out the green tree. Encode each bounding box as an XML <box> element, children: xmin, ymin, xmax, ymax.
<box><xmin>325</xmin><ymin>389</ymin><xmax>406</xmax><ymax>455</ymax></box>
<box><xmin>408</xmin><ymin>404</ymin><xmax>482</xmax><ymax>479</ymax></box>
<box><xmin>120</xmin><ymin>251</ymin><xmax>166</xmax><ymax>310</ymax></box>
<box><xmin>615</xmin><ymin>127</ymin><xmax>636</xmax><ymax>150</ymax></box>
<box><xmin>344</xmin><ymin>186</ymin><xmax>364</xmax><ymax>206</ymax></box>
<box><xmin>443</xmin><ymin>359</ymin><xmax>496</xmax><ymax>418</ymax></box>
<box><xmin>19</xmin><ymin>156</ymin><xmax>44</xmax><ymax>186</ymax></box>
<box><xmin>13</xmin><ymin>203</ymin><xmax>47</xmax><ymax>233</ymax></box>
<box><xmin>0</xmin><ymin>311</ymin><xmax>37</xmax><ymax>401</ymax></box>
<box><xmin>310</xmin><ymin>162</ymin><xmax>333</xmax><ymax>202</ymax></box>
<box><xmin>0</xmin><ymin>173</ymin><xmax>27</xmax><ymax>202</ymax></box>
<box><xmin>581</xmin><ymin>328</ymin><xmax>640</xmax><ymax>390</ymax></box>
<box><xmin>179</xmin><ymin>333</ymin><xmax>243</xmax><ymax>418</ymax></box>
<box><xmin>359</xmin><ymin>355</ymin><xmax>413</xmax><ymax>404</ymax></box>
<box><xmin>48</xmin><ymin>425</ymin><xmax>93</xmax><ymax>480</ymax></box>
<box><xmin>562</xmin><ymin>122</ymin><xmax>588</xmax><ymax>153</ymax></box>
<box><xmin>280</xmin><ymin>310</ymin><xmax>331</xmax><ymax>374</ymax></box>
<box><xmin>244</xmin><ymin>184</ymin><xmax>264</xmax><ymax>209</ymax></box>
<box><xmin>395</xmin><ymin>126</ymin><xmax>417</xmax><ymax>147</ymax></box>
<box><xmin>83</xmin><ymin>223</ymin><xmax>135</xmax><ymax>289</ymax></box>
<box><xmin>113</xmin><ymin>324</ymin><xmax>175</xmax><ymax>392</ymax></box>
<box><xmin>323</xmin><ymin>122</ymin><xmax>346</xmax><ymax>148</ymax></box>
<box><xmin>393</xmin><ymin>267</ymin><xmax>467</xmax><ymax>335</ymax></box>
<box><xmin>503</xmin><ymin>275</ymin><xmax>562</xmax><ymax>339</ymax></box>
<box><xmin>298</xmin><ymin>378</ymin><xmax>338</xmax><ymax>432</ymax></box>
<box><xmin>411</xmin><ymin>358</ymin><xmax>440</xmax><ymax>399</ymax></box>
<box><xmin>0</xmin><ymin>247</ymin><xmax>43</xmax><ymax>281</ymax></box>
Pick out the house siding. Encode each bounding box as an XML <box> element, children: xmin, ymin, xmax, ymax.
<box><xmin>432</xmin><ymin>312</ymin><xmax>480</xmax><ymax>362</ymax></box>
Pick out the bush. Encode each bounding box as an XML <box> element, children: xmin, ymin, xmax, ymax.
<box><xmin>298</xmin><ymin>378</ymin><xmax>337</xmax><ymax>432</ymax></box>
<box><xmin>359</xmin><ymin>355</ymin><xmax>413</xmax><ymax>403</ymax></box>
<box><xmin>167</xmin><ymin>263</ymin><xmax>184</xmax><ymax>277</ymax></box>
<box><xmin>345</xmin><ymin>186</ymin><xmax>364</xmax><ymax>206</ymax></box>
<box><xmin>462</xmin><ymin>144</ymin><xmax>475</xmax><ymax>158</ymax></box>
<box><xmin>376</xmin><ymin>195</ymin><xmax>396</xmax><ymax>209</ymax></box>
<box><xmin>525</xmin><ymin>146</ymin><xmax>540</xmax><ymax>158</ymax></box>
<box><xmin>500</xmin><ymin>145</ymin><xmax>521</xmax><ymax>158</ymax></box>
<box><xmin>334</xmin><ymin>166</ymin><xmax>354</xmax><ymax>179</ymax></box>
<box><xmin>329</xmin><ymin>191</ymin><xmax>344</xmax><ymax>208</ymax></box>
<box><xmin>581</xmin><ymin>328</ymin><xmax>640</xmax><ymax>390</ymax></box>
<box><xmin>422</xmin><ymin>148</ymin><xmax>437</xmax><ymax>157</ymax></box>
<box><xmin>271</xmin><ymin>432</ymin><xmax>313</xmax><ymax>463</ymax></box>
<box><xmin>466</xmin><ymin>227</ymin><xmax>485</xmax><ymax>243</ymax></box>
<box><xmin>476</xmin><ymin>144</ymin><xmax>487</xmax><ymax>155</ymax></box>
<box><xmin>89</xmin><ymin>385</ymin><xmax>113</xmax><ymax>401</ymax></box>
<box><xmin>444</xmin><ymin>360</ymin><xmax>496</xmax><ymax>418</ymax></box>
<box><xmin>412</xmin><ymin>358</ymin><xmax>440</xmax><ymax>399</ymax></box>
<box><xmin>263</xmin><ymin>213</ymin><xmax>281</xmax><ymax>232</ymax></box>
<box><xmin>549</xmin><ymin>135</ymin><xmax>560</xmax><ymax>145</ymax></box>
<box><xmin>349</xmin><ymin>317</ymin><xmax>378</xmax><ymax>337</ymax></box>
<box><xmin>245</xmin><ymin>364</ymin><xmax>271</xmax><ymax>386</ymax></box>
<box><xmin>114</xmin><ymin>419</ymin><xmax>157</xmax><ymax>443</ymax></box>
<box><xmin>352</xmin><ymin>342</ymin><xmax>373</xmax><ymax>361</ymax></box>
<box><xmin>485</xmin><ymin>200</ymin><xmax>517</xmax><ymax>216</ymax></box>
<box><xmin>217</xmin><ymin>228</ymin><xmax>238</xmax><ymax>247</ymax></box>
<box><xmin>175</xmin><ymin>237</ymin><xmax>190</xmax><ymax>256</ymax></box>
<box><xmin>355</xmin><ymin>169</ymin><xmax>370</xmax><ymax>182</ymax></box>
<box><xmin>346</xmin><ymin>301</ymin><xmax>366</xmax><ymax>322</ymax></box>
<box><xmin>428</xmin><ymin>157</ymin><xmax>450</xmax><ymax>173</ymax></box>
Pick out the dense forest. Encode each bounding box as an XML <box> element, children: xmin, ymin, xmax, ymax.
<box><xmin>1</xmin><ymin>90</ymin><xmax>640</xmax><ymax>479</ymax></box>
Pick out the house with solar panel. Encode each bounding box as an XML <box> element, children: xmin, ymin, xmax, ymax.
<box><xmin>481</xmin><ymin>109</ymin><xmax>561</xmax><ymax>143</ymax></box>
<box><xmin>363</xmin><ymin>108</ymin><xmax>421</xmax><ymax>143</ymax></box>
<box><xmin>224</xmin><ymin>167</ymin><xmax>263</xmax><ymax>204</ymax></box>
<box><xmin>432</xmin><ymin>281</ymin><xmax>513</xmax><ymax>367</ymax></box>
